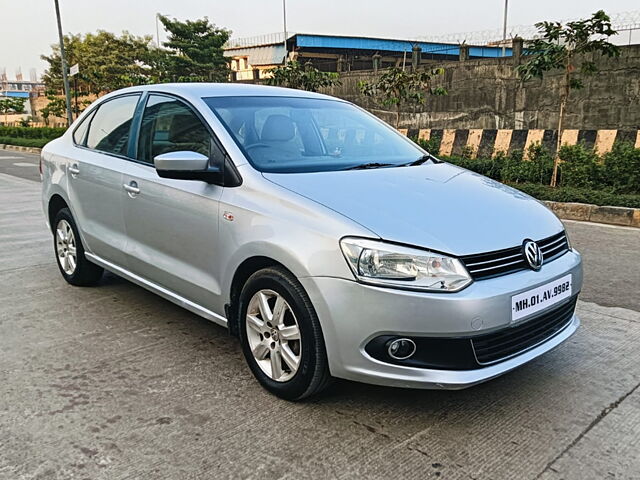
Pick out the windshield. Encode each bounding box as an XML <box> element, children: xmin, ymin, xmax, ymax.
<box><xmin>204</xmin><ymin>96</ymin><xmax>425</xmax><ymax>173</ymax></box>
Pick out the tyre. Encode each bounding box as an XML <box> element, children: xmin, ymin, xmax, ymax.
<box><xmin>238</xmin><ymin>267</ymin><xmax>332</xmax><ymax>400</ymax></box>
<box><xmin>52</xmin><ymin>208</ymin><xmax>104</xmax><ymax>286</ymax></box>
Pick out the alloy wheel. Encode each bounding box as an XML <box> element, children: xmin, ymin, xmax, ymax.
<box><xmin>245</xmin><ymin>289</ymin><xmax>302</xmax><ymax>382</ymax></box>
<box><xmin>56</xmin><ymin>219</ymin><xmax>77</xmax><ymax>275</ymax></box>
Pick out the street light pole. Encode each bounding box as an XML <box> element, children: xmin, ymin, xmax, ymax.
<box><xmin>502</xmin><ymin>0</ymin><xmax>509</xmax><ymax>57</ymax></box>
<box><xmin>53</xmin><ymin>0</ymin><xmax>73</xmax><ymax>126</ymax></box>
<box><xmin>282</xmin><ymin>0</ymin><xmax>288</xmax><ymax>64</ymax></box>
<box><xmin>156</xmin><ymin>13</ymin><xmax>161</xmax><ymax>47</ymax></box>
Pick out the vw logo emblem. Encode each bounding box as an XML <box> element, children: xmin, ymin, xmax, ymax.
<box><xmin>523</xmin><ymin>240</ymin><xmax>543</xmax><ymax>271</ymax></box>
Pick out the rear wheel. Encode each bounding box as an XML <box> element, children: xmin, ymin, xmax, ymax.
<box><xmin>238</xmin><ymin>267</ymin><xmax>331</xmax><ymax>400</ymax></box>
<box><xmin>53</xmin><ymin>208</ymin><xmax>103</xmax><ymax>286</ymax></box>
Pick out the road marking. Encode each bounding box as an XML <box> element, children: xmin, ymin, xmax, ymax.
<box><xmin>0</xmin><ymin>172</ymin><xmax>38</xmax><ymax>185</ymax></box>
<box><xmin>13</xmin><ymin>162</ymin><xmax>37</xmax><ymax>167</ymax></box>
<box><xmin>0</xmin><ymin>156</ymin><xmax>24</xmax><ymax>160</ymax></box>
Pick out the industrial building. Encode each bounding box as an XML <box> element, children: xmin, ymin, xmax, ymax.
<box><xmin>224</xmin><ymin>32</ymin><xmax>513</xmax><ymax>80</ymax></box>
<box><xmin>0</xmin><ymin>71</ymin><xmax>45</xmax><ymax>119</ymax></box>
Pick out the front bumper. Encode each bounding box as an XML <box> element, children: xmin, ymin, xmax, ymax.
<box><xmin>300</xmin><ymin>249</ymin><xmax>583</xmax><ymax>389</ymax></box>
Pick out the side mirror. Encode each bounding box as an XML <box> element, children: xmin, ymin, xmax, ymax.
<box><xmin>154</xmin><ymin>151</ymin><xmax>209</xmax><ymax>171</ymax></box>
<box><xmin>154</xmin><ymin>151</ymin><xmax>222</xmax><ymax>184</ymax></box>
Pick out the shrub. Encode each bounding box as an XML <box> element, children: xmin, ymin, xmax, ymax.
<box><xmin>409</xmin><ymin>135</ymin><xmax>639</xmax><ymax>207</ymax></box>
<box><xmin>602</xmin><ymin>142</ymin><xmax>640</xmax><ymax>194</ymax></box>
<box><xmin>500</xmin><ymin>145</ymin><xmax>554</xmax><ymax>184</ymax></box>
<box><xmin>18</xmin><ymin>117</ymin><xmax>33</xmax><ymax>128</ymax></box>
<box><xmin>447</xmin><ymin>155</ymin><xmax>503</xmax><ymax>181</ymax></box>
<box><xmin>0</xmin><ymin>126</ymin><xmax>66</xmax><ymax>140</ymax></box>
<box><xmin>0</xmin><ymin>136</ymin><xmax>52</xmax><ymax>148</ymax></box>
<box><xmin>443</xmin><ymin>144</ymin><xmax>554</xmax><ymax>185</ymax></box>
<box><xmin>558</xmin><ymin>144</ymin><xmax>602</xmax><ymax>189</ymax></box>
<box><xmin>412</xmin><ymin>136</ymin><xmax>441</xmax><ymax>156</ymax></box>
<box><xmin>512</xmin><ymin>183</ymin><xmax>640</xmax><ymax>209</ymax></box>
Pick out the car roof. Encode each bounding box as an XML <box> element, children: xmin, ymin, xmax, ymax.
<box><xmin>106</xmin><ymin>82</ymin><xmax>339</xmax><ymax>102</ymax></box>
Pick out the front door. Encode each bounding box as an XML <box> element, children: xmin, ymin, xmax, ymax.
<box><xmin>120</xmin><ymin>94</ymin><xmax>224</xmax><ymax>311</ymax></box>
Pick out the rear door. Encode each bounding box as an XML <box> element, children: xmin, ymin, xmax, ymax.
<box><xmin>66</xmin><ymin>93</ymin><xmax>141</xmax><ymax>266</ymax></box>
<box><xmin>119</xmin><ymin>93</ymin><xmax>225</xmax><ymax>310</ymax></box>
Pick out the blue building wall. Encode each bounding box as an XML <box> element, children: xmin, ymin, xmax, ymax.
<box><xmin>1</xmin><ymin>91</ymin><xmax>30</xmax><ymax>98</ymax></box>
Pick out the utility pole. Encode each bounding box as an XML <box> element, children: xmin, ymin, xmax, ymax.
<box><xmin>502</xmin><ymin>0</ymin><xmax>509</xmax><ymax>57</ymax></box>
<box><xmin>282</xmin><ymin>0</ymin><xmax>288</xmax><ymax>64</ymax></box>
<box><xmin>156</xmin><ymin>13</ymin><xmax>161</xmax><ymax>47</ymax></box>
<box><xmin>53</xmin><ymin>0</ymin><xmax>73</xmax><ymax>126</ymax></box>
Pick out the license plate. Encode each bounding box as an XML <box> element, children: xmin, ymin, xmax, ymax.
<box><xmin>511</xmin><ymin>274</ymin><xmax>572</xmax><ymax>322</ymax></box>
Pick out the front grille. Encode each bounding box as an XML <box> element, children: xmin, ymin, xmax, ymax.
<box><xmin>460</xmin><ymin>231</ymin><xmax>569</xmax><ymax>280</ymax></box>
<box><xmin>471</xmin><ymin>296</ymin><xmax>577</xmax><ymax>365</ymax></box>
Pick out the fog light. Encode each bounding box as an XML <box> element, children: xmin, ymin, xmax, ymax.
<box><xmin>386</xmin><ymin>338</ymin><xmax>416</xmax><ymax>360</ymax></box>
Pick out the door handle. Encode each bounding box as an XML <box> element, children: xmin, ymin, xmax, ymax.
<box><xmin>123</xmin><ymin>181</ymin><xmax>140</xmax><ymax>196</ymax></box>
<box><xmin>68</xmin><ymin>164</ymin><xmax>80</xmax><ymax>176</ymax></box>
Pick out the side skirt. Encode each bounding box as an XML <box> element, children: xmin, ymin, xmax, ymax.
<box><xmin>85</xmin><ymin>252</ymin><xmax>228</xmax><ymax>328</ymax></box>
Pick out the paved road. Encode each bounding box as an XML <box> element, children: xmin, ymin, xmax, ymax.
<box><xmin>0</xmin><ymin>149</ymin><xmax>41</xmax><ymax>182</ymax></box>
<box><xmin>0</xmin><ymin>157</ymin><xmax>639</xmax><ymax>479</ymax></box>
<box><xmin>565</xmin><ymin>220</ymin><xmax>640</xmax><ymax>312</ymax></box>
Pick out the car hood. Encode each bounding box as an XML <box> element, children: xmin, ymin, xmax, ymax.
<box><xmin>263</xmin><ymin>163</ymin><xmax>564</xmax><ymax>256</ymax></box>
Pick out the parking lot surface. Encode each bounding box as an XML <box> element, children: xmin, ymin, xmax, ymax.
<box><xmin>1</xmin><ymin>151</ymin><xmax>639</xmax><ymax>479</ymax></box>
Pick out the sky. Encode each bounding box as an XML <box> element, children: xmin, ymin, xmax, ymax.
<box><xmin>1</xmin><ymin>0</ymin><xmax>638</xmax><ymax>78</ymax></box>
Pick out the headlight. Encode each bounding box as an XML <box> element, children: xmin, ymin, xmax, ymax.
<box><xmin>564</xmin><ymin>229</ymin><xmax>572</xmax><ymax>250</ymax></box>
<box><xmin>340</xmin><ymin>237</ymin><xmax>472</xmax><ymax>292</ymax></box>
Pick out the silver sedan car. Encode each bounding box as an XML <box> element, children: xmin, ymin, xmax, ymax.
<box><xmin>41</xmin><ymin>84</ymin><xmax>582</xmax><ymax>400</ymax></box>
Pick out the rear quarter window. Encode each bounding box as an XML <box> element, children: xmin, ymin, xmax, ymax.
<box><xmin>72</xmin><ymin>110</ymin><xmax>95</xmax><ymax>146</ymax></box>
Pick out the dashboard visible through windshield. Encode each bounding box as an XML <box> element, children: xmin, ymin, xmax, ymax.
<box><xmin>204</xmin><ymin>96</ymin><xmax>425</xmax><ymax>173</ymax></box>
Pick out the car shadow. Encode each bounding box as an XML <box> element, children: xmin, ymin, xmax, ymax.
<box><xmin>95</xmin><ymin>269</ymin><xmax>575</xmax><ymax>414</ymax></box>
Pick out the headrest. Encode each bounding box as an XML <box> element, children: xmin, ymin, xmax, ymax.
<box><xmin>169</xmin><ymin>114</ymin><xmax>205</xmax><ymax>142</ymax></box>
<box><xmin>261</xmin><ymin>114</ymin><xmax>295</xmax><ymax>142</ymax></box>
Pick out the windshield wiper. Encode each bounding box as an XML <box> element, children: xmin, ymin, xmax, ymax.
<box><xmin>343</xmin><ymin>162</ymin><xmax>396</xmax><ymax>170</ymax></box>
<box><xmin>403</xmin><ymin>153</ymin><xmax>442</xmax><ymax>167</ymax></box>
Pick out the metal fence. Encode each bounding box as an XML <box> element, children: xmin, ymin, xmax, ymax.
<box><xmin>413</xmin><ymin>10</ymin><xmax>640</xmax><ymax>46</ymax></box>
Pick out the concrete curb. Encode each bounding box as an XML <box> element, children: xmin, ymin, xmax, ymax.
<box><xmin>0</xmin><ymin>144</ymin><xmax>43</xmax><ymax>154</ymax></box>
<box><xmin>544</xmin><ymin>201</ymin><xmax>640</xmax><ymax>228</ymax></box>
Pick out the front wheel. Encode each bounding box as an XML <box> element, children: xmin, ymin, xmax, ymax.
<box><xmin>53</xmin><ymin>208</ymin><xmax>104</xmax><ymax>286</ymax></box>
<box><xmin>238</xmin><ymin>267</ymin><xmax>331</xmax><ymax>400</ymax></box>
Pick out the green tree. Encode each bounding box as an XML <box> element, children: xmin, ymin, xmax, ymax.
<box><xmin>517</xmin><ymin>10</ymin><xmax>620</xmax><ymax>186</ymax></box>
<box><xmin>41</xmin><ymin>31</ymin><xmax>165</xmax><ymax>95</ymax></box>
<box><xmin>40</xmin><ymin>95</ymin><xmax>67</xmax><ymax>126</ymax></box>
<box><xmin>266</xmin><ymin>61</ymin><xmax>341</xmax><ymax>92</ymax></box>
<box><xmin>0</xmin><ymin>97</ymin><xmax>27</xmax><ymax>123</ymax></box>
<box><xmin>358</xmin><ymin>67</ymin><xmax>447</xmax><ymax>128</ymax></box>
<box><xmin>158</xmin><ymin>15</ymin><xmax>231</xmax><ymax>82</ymax></box>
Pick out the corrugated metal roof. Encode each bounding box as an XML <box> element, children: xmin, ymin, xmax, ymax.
<box><xmin>294</xmin><ymin>34</ymin><xmax>512</xmax><ymax>57</ymax></box>
<box><xmin>223</xmin><ymin>33</ymin><xmax>513</xmax><ymax>60</ymax></box>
